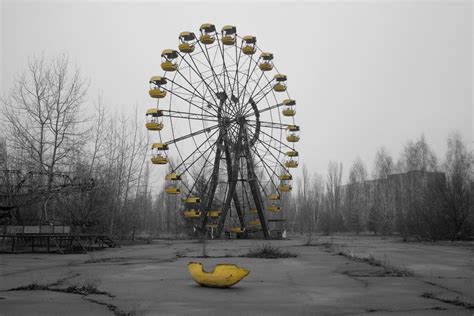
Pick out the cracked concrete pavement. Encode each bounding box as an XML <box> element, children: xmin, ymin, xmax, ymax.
<box><xmin>0</xmin><ymin>235</ymin><xmax>473</xmax><ymax>315</ymax></box>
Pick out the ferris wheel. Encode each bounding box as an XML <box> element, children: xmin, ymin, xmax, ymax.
<box><xmin>145</xmin><ymin>24</ymin><xmax>300</xmax><ymax>238</ymax></box>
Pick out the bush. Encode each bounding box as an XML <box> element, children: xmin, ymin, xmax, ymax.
<box><xmin>245</xmin><ymin>244</ymin><xmax>297</xmax><ymax>259</ymax></box>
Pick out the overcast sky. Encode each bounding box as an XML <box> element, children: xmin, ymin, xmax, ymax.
<box><xmin>1</xmin><ymin>0</ymin><xmax>472</xmax><ymax>182</ymax></box>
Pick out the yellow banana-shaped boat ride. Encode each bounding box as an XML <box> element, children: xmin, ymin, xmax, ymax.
<box><xmin>188</xmin><ymin>262</ymin><xmax>250</xmax><ymax>288</ymax></box>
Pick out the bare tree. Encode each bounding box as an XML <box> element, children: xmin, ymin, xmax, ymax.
<box><xmin>322</xmin><ymin>161</ymin><xmax>343</xmax><ymax>234</ymax></box>
<box><xmin>1</xmin><ymin>54</ymin><xmax>88</xmax><ymax>220</ymax></box>
<box><xmin>397</xmin><ymin>135</ymin><xmax>437</xmax><ymax>172</ymax></box>
<box><xmin>345</xmin><ymin>158</ymin><xmax>367</xmax><ymax>233</ymax></box>
<box><xmin>371</xmin><ymin>147</ymin><xmax>395</xmax><ymax>234</ymax></box>
<box><xmin>441</xmin><ymin>132</ymin><xmax>472</xmax><ymax>239</ymax></box>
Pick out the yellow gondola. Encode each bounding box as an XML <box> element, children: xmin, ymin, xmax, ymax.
<box><xmin>278</xmin><ymin>173</ymin><xmax>293</xmax><ymax>181</ymax></box>
<box><xmin>259</xmin><ymin>52</ymin><xmax>273</xmax><ymax>71</ymax></box>
<box><xmin>199</xmin><ymin>23</ymin><xmax>216</xmax><ymax>45</ymax></box>
<box><xmin>221</xmin><ymin>25</ymin><xmax>237</xmax><ymax>45</ymax></box>
<box><xmin>145</xmin><ymin>108</ymin><xmax>164</xmax><ymax>131</ymax></box>
<box><xmin>242</xmin><ymin>35</ymin><xmax>256</xmax><ymax>55</ymax></box>
<box><xmin>161</xmin><ymin>49</ymin><xmax>179</xmax><ymax>72</ymax></box>
<box><xmin>184</xmin><ymin>196</ymin><xmax>201</xmax><ymax>204</ymax></box>
<box><xmin>184</xmin><ymin>209</ymin><xmax>201</xmax><ymax>218</ymax></box>
<box><xmin>165</xmin><ymin>186</ymin><xmax>180</xmax><ymax>194</ymax></box>
<box><xmin>286</xmin><ymin>125</ymin><xmax>300</xmax><ymax>142</ymax></box>
<box><xmin>208</xmin><ymin>210</ymin><xmax>221</xmax><ymax>218</ymax></box>
<box><xmin>285</xmin><ymin>160</ymin><xmax>299</xmax><ymax>168</ymax></box>
<box><xmin>249</xmin><ymin>219</ymin><xmax>261</xmax><ymax>226</ymax></box>
<box><xmin>273</xmin><ymin>74</ymin><xmax>287</xmax><ymax>92</ymax></box>
<box><xmin>286</xmin><ymin>150</ymin><xmax>299</xmax><ymax>157</ymax></box>
<box><xmin>179</xmin><ymin>31</ymin><xmax>196</xmax><ymax>53</ymax></box>
<box><xmin>151</xmin><ymin>143</ymin><xmax>169</xmax><ymax>164</ymax></box>
<box><xmin>282</xmin><ymin>98</ymin><xmax>296</xmax><ymax>116</ymax></box>
<box><xmin>287</xmin><ymin>135</ymin><xmax>300</xmax><ymax>142</ymax></box>
<box><xmin>165</xmin><ymin>172</ymin><xmax>181</xmax><ymax>181</ymax></box>
<box><xmin>229</xmin><ymin>227</ymin><xmax>245</xmax><ymax>233</ymax></box>
<box><xmin>151</xmin><ymin>155</ymin><xmax>168</xmax><ymax>165</ymax></box>
<box><xmin>267</xmin><ymin>204</ymin><xmax>281</xmax><ymax>212</ymax></box>
<box><xmin>268</xmin><ymin>193</ymin><xmax>280</xmax><ymax>201</ymax></box>
<box><xmin>279</xmin><ymin>184</ymin><xmax>292</xmax><ymax>192</ymax></box>
<box><xmin>149</xmin><ymin>76</ymin><xmax>167</xmax><ymax>98</ymax></box>
<box><xmin>250</xmin><ymin>207</ymin><xmax>258</xmax><ymax>214</ymax></box>
<box><xmin>282</xmin><ymin>109</ymin><xmax>295</xmax><ymax>116</ymax></box>
<box><xmin>151</xmin><ymin>143</ymin><xmax>169</xmax><ymax>151</ymax></box>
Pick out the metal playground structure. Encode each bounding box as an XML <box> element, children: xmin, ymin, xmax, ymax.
<box><xmin>146</xmin><ymin>24</ymin><xmax>300</xmax><ymax>238</ymax></box>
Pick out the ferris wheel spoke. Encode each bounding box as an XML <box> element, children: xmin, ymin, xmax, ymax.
<box><xmin>243</xmin><ymin>102</ymin><xmax>282</xmax><ymax>119</ymax></box>
<box><xmin>216</xmin><ymin>38</ymin><xmax>238</xmax><ymax>101</ymax></box>
<box><xmin>180</xmin><ymin>52</ymin><xmax>219</xmax><ymax>92</ymax></box>
<box><xmin>163</xmin><ymin>114</ymin><xmax>219</xmax><ymax>123</ymax></box>
<box><xmin>198</xmin><ymin>41</ymin><xmax>227</xmax><ymax>94</ymax></box>
<box><xmin>166</xmin><ymin>78</ymin><xmax>217</xmax><ymax>116</ymax></box>
<box><xmin>231</xmin><ymin>41</ymin><xmax>244</xmax><ymax>98</ymax></box>
<box><xmin>181</xmin><ymin>52</ymin><xmax>224</xmax><ymax>109</ymax></box>
<box><xmin>163</xmin><ymin>109</ymin><xmax>217</xmax><ymax>119</ymax></box>
<box><xmin>174</xmin><ymin>69</ymin><xmax>220</xmax><ymax>113</ymax></box>
<box><xmin>164</xmin><ymin>124</ymin><xmax>220</xmax><ymax>146</ymax></box>
<box><xmin>254</xmin><ymin>137</ymin><xmax>290</xmax><ymax>172</ymax></box>
<box><xmin>249</xmin><ymin>146</ymin><xmax>279</xmax><ymax>191</ymax></box>
<box><xmin>254</xmin><ymin>126</ymin><xmax>294</xmax><ymax>151</ymax></box>
<box><xmin>248</xmin><ymin>83</ymin><xmax>275</xmax><ymax>107</ymax></box>
<box><xmin>171</xmin><ymin>127</ymin><xmax>221</xmax><ymax>172</ymax></box>
<box><xmin>238</xmin><ymin>55</ymin><xmax>260</xmax><ymax>109</ymax></box>
<box><xmin>159</xmin><ymin>85</ymin><xmax>217</xmax><ymax>117</ymax></box>
<box><xmin>181</xmin><ymin>140</ymin><xmax>219</xmax><ymax>196</ymax></box>
<box><xmin>247</xmin><ymin>120</ymin><xmax>289</xmax><ymax>130</ymax></box>
<box><xmin>216</xmin><ymin>38</ymin><xmax>230</xmax><ymax>91</ymax></box>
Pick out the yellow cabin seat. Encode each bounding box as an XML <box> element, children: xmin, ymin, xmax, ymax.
<box><xmin>179</xmin><ymin>42</ymin><xmax>195</xmax><ymax>53</ymax></box>
<box><xmin>267</xmin><ymin>205</ymin><xmax>281</xmax><ymax>212</ymax></box>
<box><xmin>259</xmin><ymin>62</ymin><xmax>273</xmax><ymax>71</ymax></box>
<box><xmin>282</xmin><ymin>109</ymin><xmax>296</xmax><ymax>117</ymax></box>
<box><xmin>165</xmin><ymin>173</ymin><xmax>181</xmax><ymax>181</ymax></box>
<box><xmin>165</xmin><ymin>186</ymin><xmax>180</xmax><ymax>194</ymax></box>
<box><xmin>208</xmin><ymin>211</ymin><xmax>221</xmax><ymax>218</ymax></box>
<box><xmin>161</xmin><ymin>61</ymin><xmax>178</xmax><ymax>72</ymax></box>
<box><xmin>188</xmin><ymin>262</ymin><xmax>250</xmax><ymax>288</ymax></box>
<box><xmin>145</xmin><ymin>122</ymin><xmax>163</xmax><ymax>131</ymax></box>
<box><xmin>221</xmin><ymin>36</ymin><xmax>235</xmax><ymax>45</ymax></box>
<box><xmin>268</xmin><ymin>193</ymin><xmax>280</xmax><ymax>201</ymax></box>
<box><xmin>285</xmin><ymin>160</ymin><xmax>299</xmax><ymax>168</ymax></box>
<box><xmin>229</xmin><ymin>227</ymin><xmax>245</xmax><ymax>234</ymax></box>
<box><xmin>250</xmin><ymin>219</ymin><xmax>261</xmax><ymax>226</ymax></box>
<box><xmin>279</xmin><ymin>184</ymin><xmax>292</xmax><ymax>192</ymax></box>
<box><xmin>184</xmin><ymin>196</ymin><xmax>201</xmax><ymax>204</ymax></box>
<box><xmin>287</xmin><ymin>135</ymin><xmax>300</xmax><ymax>142</ymax></box>
<box><xmin>250</xmin><ymin>207</ymin><xmax>258</xmax><ymax>214</ymax></box>
<box><xmin>200</xmin><ymin>34</ymin><xmax>215</xmax><ymax>45</ymax></box>
<box><xmin>273</xmin><ymin>83</ymin><xmax>287</xmax><ymax>92</ymax></box>
<box><xmin>151</xmin><ymin>155</ymin><xmax>168</xmax><ymax>165</ymax></box>
<box><xmin>149</xmin><ymin>89</ymin><xmax>167</xmax><ymax>99</ymax></box>
<box><xmin>286</xmin><ymin>150</ymin><xmax>298</xmax><ymax>157</ymax></box>
<box><xmin>242</xmin><ymin>45</ymin><xmax>256</xmax><ymax>55</ymax></box>
<box><xmin>279</xmin><ymin>174</ymin><xmax>292</xmax><ymax>181</ymax></box>
<box><xmin>184</xmin><ymin>210</ymin><xmax>201</xmax><ymax>218</ymax></box>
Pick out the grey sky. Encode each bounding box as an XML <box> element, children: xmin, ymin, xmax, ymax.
<box><xmin>1</xmin><ymin>0</ymin><xmax>472</xmax><ymax>182</ymax></box>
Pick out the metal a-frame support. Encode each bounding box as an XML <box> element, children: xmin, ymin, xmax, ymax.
<box><xmin>216</xmin><ymin>124</ymin><xmax>245</xmax><ymax>238</ymax></box>
<box><xmin>200</xmin><ymin>138</ymin><xmax>222</xmax><ymax>231</ymax></box>
<box><xmin>244</xmin><ymin>140</ymin><xmax>269</xmax><ymax>238</ymax></box>
<box><xmin>223</xmin><ymin>144</ymin><xmax>246</xmax><ymax>230</ymax></box>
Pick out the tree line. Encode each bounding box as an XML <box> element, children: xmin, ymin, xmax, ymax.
<box><xmin>1</xmin><ymin>54</ymin><xmax>472</xmax><ymax>241</ymax></box>
<box><xmin>289</xmin><ymin>134</ymin><xmax>473</xmax><ymax>241</ymax></box>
